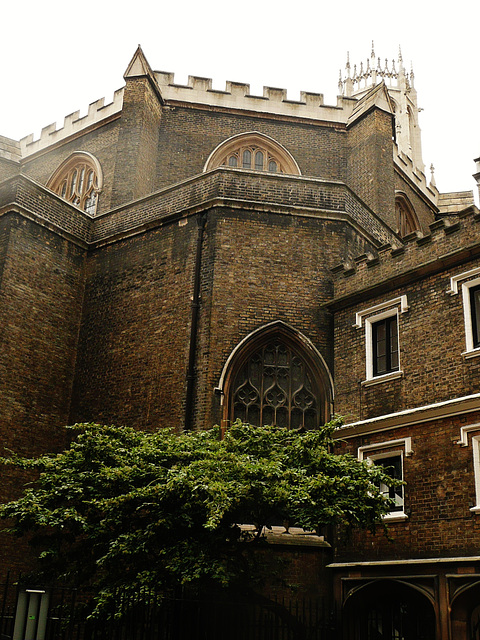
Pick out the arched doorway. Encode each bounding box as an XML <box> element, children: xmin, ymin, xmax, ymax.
<box><xmin>451</xmin><ymin>581</ymin><xmax>480</xmax><ymax>640</ymax></box>
<box><xmin>343</xmin><ymin>579</ymin><xmax>436</xmax><ymax>640</ymax></box>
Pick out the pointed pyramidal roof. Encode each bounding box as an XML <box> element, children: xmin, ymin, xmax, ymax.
<box><xmin>347</xmin><ymin>80</ymin><xmax>394</xmax><ymax>127</ymax></box>
<box><xmin>124</xmin><ymin>45</ymin><xmax>164</xmax><ymax>104</ymax></box>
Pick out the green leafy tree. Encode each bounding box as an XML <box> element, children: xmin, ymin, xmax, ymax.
<box><xmin>0</xmin><ymin>419</ymin><xmax>397</xmax><ymax>611</ymax></box>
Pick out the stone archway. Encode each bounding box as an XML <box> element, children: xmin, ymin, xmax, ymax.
<box><xmin>342</xmin><ymin>579</ymin><xmax>436</xmax><ymax>640</ymax></box>
<box><xmin>451</xmin><ymin>581</ymin><xmax>480</xmax><ymax>640</ymax></box>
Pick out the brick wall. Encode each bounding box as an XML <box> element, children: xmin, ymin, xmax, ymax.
<box><xmin>111</xmin><ymin>77</ymin><xmax>162</xmax><ymax>207</ymax></box>
<box><xmin>334</xmin><ymin>411</ymin><xmax>480</xmax><ymax>561</ymax></box>
<box><xmin>334</xmin><ymin>261</ymin><xmax>480</xmax><ymax>421</ymax></box>
<box><xmin>69</xmin><ymin>218</ymin><xmax>196</xmax><ymax>431</ymax></box>
<box><xmin>0</xmin><ymin>214</ymin><xmax>85</xmax><ymax>453</ymax></box>
<box><xmin>0</xmin><ymin>213</ymin><xmax>86</xmax><ymax>577</ymax></box>
<box><xmin>155</xmin><ymin>104</ymin><xmax>347</xmax><ymax>189</ymax></box>
<box><xmin>346</xmin><ymin>108</ymin><xmax>396</xmax><ymax>226</ymax></box>
<box><xmin>71</xmin><ymin>204</ymin><xmax>378</xmax><ymax>433</ymax></box>
<box><xmin>195</xmin><ymin>207</ymin><xmax>375</xmax><ymax>430</ymax></box>
<box><xmin>91</xmin><ymin>169</ymin><xmax>398</xmax><ymax>246</ymax></box>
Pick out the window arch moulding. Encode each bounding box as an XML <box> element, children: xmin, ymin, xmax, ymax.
<box><xmin>47</xmin><ymin>151</ymin><xmax>103</xmax><ymax>215</ymax></box>
<box><xmin>395</xmin><ymin>191</ymin><xmax>420</xmax><ymax>237</ymax></box>
<box><xmin>204</xmin><ymin>132</ymin><xmax>301</xmax><ymax>176</ymax></box>
<box><xmin>216</xmin><ymin>321</ymin><xmax>333</xmax><ymax>431</ymax></box>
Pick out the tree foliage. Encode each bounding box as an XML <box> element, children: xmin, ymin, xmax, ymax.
<box><xmin>0</xmin><ymin>419</ymin><xmax>397</xmax><ymax>609</ymax></box>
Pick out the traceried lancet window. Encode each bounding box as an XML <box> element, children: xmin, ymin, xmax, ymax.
<box><xmin>47</xmin><ymin>152</ymin><xmax>102</xmax><ymax>215</ymax></box>
<box><xmin>231</xmin><ymin>339</ymin><xmax>320</xmax><ymax>429</ymax></box>
<box><xmin>226</xmin><ymin>146</ymin><xmax>281</xmax><ymax>173</ymax></box>
<box><xmin>204</xmin><ymin>132</ymin><xmax>301</xmax><ymax>176</ymax></box>
<box><xmin>395</xmin><ymin>193</ymin><xmax>420</xmax><ymax>237</ymax></box>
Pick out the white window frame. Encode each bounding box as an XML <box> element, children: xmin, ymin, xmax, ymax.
<box><xmin>456</xmin><ymin>423</ymin><xmax>480</xmax><ymax>512</ymax></box>
<box><xmin>358</xmin><ymin>438</ymin><xmax>411</xmax><ymax>522</ymax></box>
<box><xmin>354</xmin><ymin>296</ymin><xmax>407</xmax><ymax>386</ymax></box>
<box><xmin>447</xmin><ymin>268</ymin><xmax>480</xmax><ymax>359</ymax></box>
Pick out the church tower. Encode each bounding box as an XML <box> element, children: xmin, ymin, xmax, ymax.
<box><xmin>339</xmin><ymin>42</ymin><xmax>425</xmax><ymax>174</ymax></box>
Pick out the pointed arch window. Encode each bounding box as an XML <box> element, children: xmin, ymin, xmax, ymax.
<box><xmin>204</xmin><ymin>132</ymin><xmax>301</xmax><ymax>176</ymax></box>
<box><xmin>218</xmin><ymin>323</ymin><xmax>332</xmax><ymax>430</ymax></box>
<box><xmin>47</xmin><ymin>152</ymin><xmax>103</xmax><ymax>215</ymax></box>
<box><xmin>232</xmin><ymin>339</ymin><xmax>320</xmax><ymax>429</ymax></box>
<box><xmin>395</xmin><ymin>192</ymin><xmax>420</xmax><ymax>237</ymax></box>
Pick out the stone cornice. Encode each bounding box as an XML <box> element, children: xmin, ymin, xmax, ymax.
<box><xmin>335</xmin><ymin>393</ymin><xmax>480</xmax><ymax>439</ymax></box>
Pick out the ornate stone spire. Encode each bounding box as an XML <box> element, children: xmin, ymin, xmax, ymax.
<box><xmin>337</xmin><ymin>44</ymin><xmax>425</xmax><ymax>174</ymax></box>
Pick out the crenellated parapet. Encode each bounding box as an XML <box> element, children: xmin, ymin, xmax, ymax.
<box><xmin>154</xmin><ymin>70</ymin><xmax>357</xmax><ymax>123</ymax></box>
<box><xmin>332</xmin><ymin>207</ymin><xmax>480</xmax><ymax>299</ymax></box>
<box><xmin>18</xmin><ymin>89</ymin><xmax>124</xmax><ymax>158</ymax></box>
<box><xmin>0</xmin><ymin>136</ymin><xmax>21</xmax><ymax>163</ymax></box>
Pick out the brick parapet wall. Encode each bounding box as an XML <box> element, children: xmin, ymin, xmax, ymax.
<box><xmin>0</xmin><ymin>171</ymin><xmax>398</xmax><ymax>249</ymax></box>
<box><xmin>91</xmin><ymin>168</ymin><xmax>398</xmax><ymax>246</ymax></box>
<box><xmin>0</xmin><ymin>175</ymin><xmax>91</xmax><ymax>244</ymax></box>
<box><xmin>332</xmin><ymin>209</ymin><xmax>480</xmax><ymax>301</ymax></box>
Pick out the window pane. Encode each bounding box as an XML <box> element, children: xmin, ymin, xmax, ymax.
<box><xmin>242</xmin><ymin>149</ymin><xmax>251</xmax><ymax>168</ymax></box>
<box><xmin>70</xmin><ymin>169</ymin><xmax>78</xmax><ymax>197</ymax></box>
<box><xmin>231</xmin><ymin>339</ymin><xmax>320</xmax><ymax>429</ymax></box>
<box><xmin>255</xmin><ymin>151</ymin><xmax>264</xmax><ymax>171</ymax></box>
<box><xmin>268</xmin><ymin>160</ymin><xmax>277</xmax><ymax>172</ymax></box>
<box><xmin>471</xmin><ymin>286</ymin><xmax>480</xmax><ymax>348</ymax></box>
<box><xmin>53</xmin><ymin>158</ymin><xmax>99</xmax><ymax>215</ymax></box>
<box><xmin>375</xmin><ymin>455</ymin><xmax>403</xmax><ymax>511</ymax></box>
<box><xmin>373</xmin><ymin>316</ymin><xmax>399</xmax><ymax>376</ymax></box>
<box><xmin>228</xmin><ymin>155</ymin><xmax>238</xmax><ymax>167</ymax></box>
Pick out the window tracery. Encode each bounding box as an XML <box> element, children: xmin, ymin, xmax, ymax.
<box><xmin>47</xmin><ymin>152</ymin><xmax>102</xmax><ymax>215</ymax></box>
<box><xmin>204</xmin><ymin>132</ymin><xmax>300</xmax><ymax>175</ymax></box>
<box><xmin>224</xmin><ymin>145</ymin><xmax>282</xmax><ymax>173</ymax></box>
<box><xmin>232</xmin><ymin>339</ymin><xmax>320</xmax><ymax>429</ymax></box>
<box><xmin>395</xmin><ymin>193</ymin><xmax>420</xmax><ymax>237</ymax></box>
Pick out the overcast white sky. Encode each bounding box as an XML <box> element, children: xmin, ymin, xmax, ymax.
<box><xmin>2</xmin><ymin>0</ymin><xmax>479</xmax><ymax>197</ymax></box>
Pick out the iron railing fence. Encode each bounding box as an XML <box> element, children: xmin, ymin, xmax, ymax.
<box><xmin>0</xmin><ymin>573</ymin><xmax>337</xmax><ymax>640</ymax></box>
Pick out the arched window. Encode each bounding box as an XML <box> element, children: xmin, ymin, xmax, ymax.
<box><xmin>47</xmin><ymin>152</ymin><xmax>103</xmax><ymax>215</ymax></box>
<box><xmin>204</xmin><ymin>132</ymin><xmax>301</xmax><ymax>175</ymax></box>
<box><xmin>395</xmin><ymin>192</ymin><xmax>420</xmax><ymax>237</ymax></box>
<box><xmin>217</xmin><ymin>322</ymin><xmax>332</xmax><ymax>430</ymax></box>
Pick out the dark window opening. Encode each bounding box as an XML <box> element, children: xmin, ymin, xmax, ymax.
<box><xmin>231</xmin><ymin>339</ymin><xmax>321</xmax><ymax>430</ymax></box>
<box><xmin>373</xmin><ymin>455</ymin><xmax>404</xmax><ymax>512</ymax></box>
<box><xmin>372</xmin><ymin>316</ymin><xmax>399</xmax><ymax>376</ymax></box>
<box><xmin>470</xmin><ymin>285</ymin><xmax>480</xmax><ymax>349</ymax></box>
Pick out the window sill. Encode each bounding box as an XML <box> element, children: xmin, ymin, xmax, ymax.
<box><xmin>383</xmin><ymin>512</ymin><xmax>408</xmax><ymax>522</ymax></box>
<box><xmin>462</xmin><ymin>349</ymin><xmax>480</xmax><ymax>360</ymax></box>
<box><xmin>361</xmin><ymin>370</ymin><xmax>404</xmax><ymax>388</ymax></box>
<box><xmin>470</xmin><ymin>506</ymin><xmax>480</xmax><ymax>514</ymax></box>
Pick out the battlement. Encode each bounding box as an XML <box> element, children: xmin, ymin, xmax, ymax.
<box><xmin>19</xmin><ymin>89</ymin><xmax>124</xmax><ymax>159</ymax></box>
<box><xmin>154</xmin><ymin>70</ymin><xmax>356</xmax><ymax>123</ymax></box>
<box><xmin>0</xmin><ymin>136</ymin><xmax>21</xmax><ymax>162</ymax></box>
<box><xmin>332</xmin><ymin>206</ymin><xmax>480</xmax><ymax>298</ymax></box>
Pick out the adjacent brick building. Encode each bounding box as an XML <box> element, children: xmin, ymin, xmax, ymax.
<box><xmin>1</xmin><ymin>44</ymin><xmax>480</xmax><ymax>638</ymax></box>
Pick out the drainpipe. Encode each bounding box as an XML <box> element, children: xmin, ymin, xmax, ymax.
<box><xmin>184</xmin><ymin>212</ymin><xmax>206</xmax><ymax>430</ymax></box>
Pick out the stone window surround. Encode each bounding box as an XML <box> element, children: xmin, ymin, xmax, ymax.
<box><xmin>203</xmin><ymin>131</ymin><xmax>301</xmax><ymax>176</ymax></box>
<box><xmin>456</xmin><ymin>423</ymin><xmax>480</xmax><ymax>513</ymax></box>
<box><xmin>447</xmin><ymin>267</ymin><xmax>480</xmax><ymax>359</ymax></box>
<box><xmin>353</xmin><ymin>296</ymin><xmax>409</xmax><ymax>386</ymax></box>
<box><xmin>46</xmin><ymin>151</ymin><xmax>103</xmax><ymax>216</ymax></box>
<box><xmin>358</xmin><ymin>437</ymin><xmax>412</xmax><ymax>522</ymax></box>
